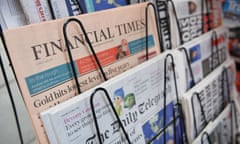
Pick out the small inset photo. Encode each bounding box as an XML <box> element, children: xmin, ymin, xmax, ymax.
<box><xmin>189</xmin><ymin>45</ymin><xmax>201</xmax><ymax>63</ymax></box>
<box><xmin>116</xmin><ymin>39</ymin><xmax>130</xmax><ymax>60</ymax></box>
<box><xmin>188</xmin><ymin>1</ymin><xmax>197</xmax><ymax>14</ymax></box>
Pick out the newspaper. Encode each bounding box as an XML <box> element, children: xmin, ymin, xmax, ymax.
<box><xmin>19</xmin><ymin>0</ymin><xmax>53</xmax><ymax>23</ymax></box>
<box><xmin>233</xmin><ymin>95</ymin><xmax>240</xmax><ymax>144</ymax></box>
<box><xmin>206</xmin><ymin>0</ymin><xmax>223</xmax><ymax>31</ymax></box>
<box><xmin>80</xmin><ymin>0</ymin><xmax>128</xmax><ymax>13</ymax></box>
<box><xmin>192</xmin><ymin>105</ymin><xmax>232</xmax><ymax>144</ymax></box>
<box><xmin>129</xmin><ymin>0</ymin><xmax>143</xmax><ymax>4</ymax></box>
<box><xmin>130</xmin><ymin>0</ymin><xmax>172</xmax><ymax>50</ymax></box>
<box><xmin>169</xmin><ymin>0</ymin><xmax>223</xmax><ymax>47</ymax></box>
<box><xmin>170</xmin><ymin>0</ymin><xmax>203</xmax><ymax>46</ymax></box>
<box><xmin>41</xmin><ymin>51</ymin><xmax>183</xmax><ymax>144</ymax></box>
<box><xmin>0</xmin><ymin>0</ymin><xmax>27</xmax><ymax>29</ymax></box>
<box><xmin>201</xmin><ymin>0</ymin><xmax>223</xmax><ymax>32</ymax></box>
<box><xmin>182</xmin><ymin>58</ymin><xmax>236</xmax><ymax>143</ymax></box>
<box><xmin>49</xmin><ymin>0</ymin><xmax>83</xmax><ymax>19</ymax></box>
<box><xmin>223</xmin><ymin>0</ymin><xmax>240</xmax><ymax>27</ymax></box>
<box><xmin>155</xmin><ymin>0</ymin><xmax>172</xmax><ymax>50</ymax></box>
<box><xmin>3</xmin><ymin>2</ymin><xmax>161</xmax><ymax>143</ymax></box>
<box><xmin>174</xmin><ymin>27</ymin><xmax>229</xmax><ymax>92</ymax></box>
<box><xmin>228</xmin><ymin>27</ymin><xmax>240</xmax><ymax>93</ymax></box>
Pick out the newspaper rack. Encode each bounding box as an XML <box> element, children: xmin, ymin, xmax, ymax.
<box><xmin>211</xmin><ymin>67</ymin><xmax>231</xmax><ymax>122</ymax></box>
<box><xmin>231</xmin><ymin>100</ymin><xmax>239</xmax><ymax>143</ymax></box>
<box><xmin>87</xmin><ymin>4</ymin><xmax>162</xmax><ymax>143</ymax></box>
<box><xmin>200</xmin><ymin>131</ymin><xmax>211</xmax><ymax>144</ymax></box>
<box><xmin>46</xmin><ymin>0</ymin><xmax>56</xmax><ymax>20</ymax></box>
<box><xmin>90</xmin><ymin>87</ymin><xmax>131</xmax><ymax>144</ymax></box>
<box><xmin>63</xmin><ymin>17</ymin><xmax>108</xmax><ymax>94</ymax></box>
<box><xmin>201</xmin><ymin>0</ymin><xmax>211</xmax><ymax>32</ymax></box>
<box><xmin>191</xmin><ymin>92</ymin><xmax>208</xmax><ymax>138</ymax></box>
<box><xmin>221</xmin><ymin>67</ymin><xmax>231</xmax><ymax>112</ymax></box>
<box><xmin>155</xmin><ymin>0</ymin><xmax>172</xmax><ymax>50</ymax></box>
<box><xmin>163</xmin><ymin>53</ymin><xmax>188</xmax><ymax>144</ymax></box>
<box><xmin>62</xmin><ymin>4</ymin><xmax>159</xmax><ymax>143</ymax></box>
<box><xmin>0</xmin><ymin>49</ymin><xmax>24</xmax><ymax>144</ymax></box>
<box><xmin>211</xmin><ymin>31</ymin><xmax>220</xmax><ymax>71</ymax></box>
<box><xmin>0</xmin><ymin>1</ymin><xmax>239</xmax><ymax>144</ymax></box>
<box><xmin>0</xmin><ymin>2</ymin><xmax>161</xmax><ymax>143</ymax></box>
<box><xmin>65</xmin><ymin>17</ymin><xmax>133</xmax><ymax>144</ymax></box>
<box><xmin>190</xmin><ymin>65</ymin><xmax>233</xmax><ymax>141</ymax></box>
<box><xmin>165</xmin><ymin>0</ymin><xmax>213</xmax><ymax>47</ymax></box>
<box><xmin>179</xmin><ymin>47</ymin><xmax>196</xmax><ymax>88</ymax></box>
<box><xmin>47</xmin><ymin>0</ymin><xmax>85</xmax><ymax>19</ymax></box>
<box><xmin>146</xmin><ymin>2</ymin><xmax>162</xmax><ymax>54</ymax></box>
<box><xmin>166</xmin><ymin>0</ymin><xmax>183</xmax><ymax>46</ymax></box>
<box><xmin>0</xmin><ymin>25</ymin><xmax>24</xmax><ymax>144</ymax></box>
<box><xmin>63</xmin><ymin>1</ymin><xmax>158</xmax><ymax>93</ymax></box>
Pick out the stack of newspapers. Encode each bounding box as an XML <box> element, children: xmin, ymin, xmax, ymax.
<box><xmin>0</xmin><ymin>0</ymin><xmax>130</xmax><ymax>28</ymax></box>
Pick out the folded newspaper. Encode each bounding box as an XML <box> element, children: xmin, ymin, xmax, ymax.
<box><xmin>19</xmin><ymin>0</ymin><xmax>53</xmax><ymax>23</ymax></box>
<box><xmin>169</xmin><ymin>0</ymin><xmax>223</xmax><ymax>47</ymax></box>
<box><xmin>131</xmin><ymin>0</ymin><xmax>172</xmax><ymax>50</ymax></box>
<box><xmin>79</xmin><ymin>0</ymin><xmax>128</xmax><ymax>13</ymax></box>
<box><xmin>40</xmin><ymin>51</ymin><xmax>184</xmax><ymax>144</ymax></box>
<box><xmin>0</xmin><ymin>0</ymin><xmax>27</xmax><ymax>29</ymax></box>
<box><xmin>155</xmin><ymin>0</ymin><xmax>172</xmax><ymax>50</ymax></box>
<box><xmin>49</xmin><ymin>0</ymin><xmax>83</xmax><ymax>18</ymax></box>
<box><xmin>174</xmin><ymin>26</ymin><xmax>229</xmax><ymax>92</ymax></box>
<box><xmin>206</xmin><ymin>0</ymin><xmax>223</xmax><ymax>30</ymax></box>
<box><xmin>3</xmin><ymin>2</ymin><xmax>161</xmax><ymax>143</ymax></box>
<box><xmin>192</xmin><ymin>104</ymin><xmax>233</xmax><ymax>144</ymax></box>
<box><xmin>182</xmin><ymin>58</ymin><xmax>236</xmax><ymax>143</ymax></box>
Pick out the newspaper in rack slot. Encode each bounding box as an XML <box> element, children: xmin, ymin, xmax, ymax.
<box><xmin>169</xmin><ymin>0</ymin><xmax>223</xmax><ymax>47</ymax></box>
<box><xmin>174</xmin><ymin>26</ymin><xmax>229</xmax><ymax>92</ymax></box>
<box><xmin>170</xmin><ymin>0</ymin><xmax>203</xmax><ymax>46</ymax></box>
<box><xmin>155</xmin><ymin>0</ymin><xmax>172</xmax><ymax>50</ymax></box>
<box><xmin>49</xmin><ymin>0</ymin><xmax>83</xmax><ymax>19</ymax></box>
<box><xmin>79</xmin><ymin>0</ymin><xmax>128</xmax><ymax>13</ymax></box>
<box><xmin>0</xmin><ymin>0</ymin><xmax>27</xmax><ymax>29</ymax></box>
<box><xmin>130</xmin><ymin>0</ymin><xmax>172</xmax><ymax>50</ymax></box>
<box><xmin>192</xmin><ymin>105</ymin><xmax>233</xmax><ymax>144</ymax></box>
<box><xmin>206</xmin><ymin>0</ymin><xmax>223</xmax><ymax>31</ymax></box>
<box><xmin>19</xmin><ymin>0</ymin><xmax>53</xmax><ymax>24</ymax></box>
<box><xmin>3</xmin><ymin>2</ymin><xmax>161</xmax><ymax>143</ymax></box>
<box><xmin>202</xmin><ymin>0</ymin><xmax>223</xmax><ymax>32</ymax></box>
<box><xmin>40</xmin><ymin>51</ymin><xmax>184</xmax><ymax>144</ymax></box>
<box><xmin>182</xmin><ymin>58</ymin><xmax>236</xmax><ymax>143</ymax></box>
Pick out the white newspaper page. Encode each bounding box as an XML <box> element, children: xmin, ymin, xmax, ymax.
<box><xmin>0</xmin><ymin>0</ymin><xmax>27</xmax><ymax>29</ymax></box>
<box><xmin>41</xmin><ymin>52</ymin><xmax>180</xmax><ymax>144</ymax></box>
<box><xmin>19</xmin><ymin>0</ymin><xmax>53</xmax><ymax>23</ymax></box>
